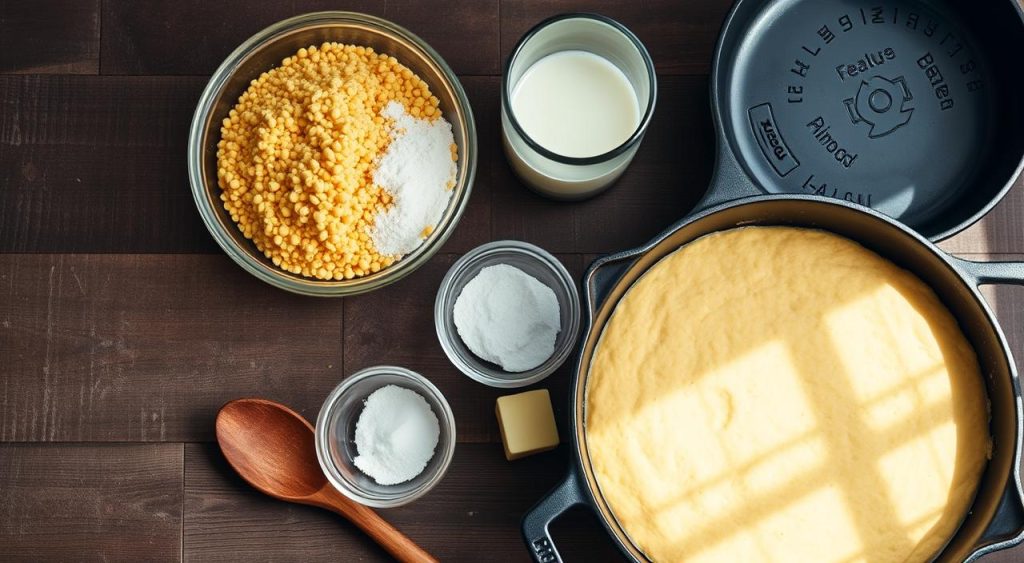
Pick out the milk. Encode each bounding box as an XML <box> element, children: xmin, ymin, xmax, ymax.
<box><xmin>511</xmin><ymin>50</ymin><xmax>640</xmax><ymax>158</ymax></box>
<box><xmin>500</xmin><ymin>15</ymin><xmax>656</xmax><ymax>200</ymax></box>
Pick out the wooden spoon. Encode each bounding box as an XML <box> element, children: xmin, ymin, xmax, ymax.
<box><xmin>215</xmin><ymin>398</ymin><xmax>437</xmax><ymax>563</ymax></box>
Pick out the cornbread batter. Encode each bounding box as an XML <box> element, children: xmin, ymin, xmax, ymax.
<box><xmin>585</xmin><ymin>227</ymin><xmax>990</xmax><ymax>563</ymax></box>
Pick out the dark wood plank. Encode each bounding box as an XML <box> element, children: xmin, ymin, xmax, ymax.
<box><xmin>0</xmin><ymin>75</ymin><xmax>217</xmax><ymax>253</ymax></box>
<box><xmin>986</xmin><ymin>542</ymin><xmax>1024</xmax><ymax>563</ymax></box>
<box><xmin>3</xmin><ymin>73</ymin><xmax>1019</xmax><ymax>256</ymax></box>
<box><xmin>500</xmin><ymin>0</ymin><xmax>731</xmax><ymax>76</ymax></box>
<box><xmin>343</xmin><ymin>253</ymin><xmax>585</xmax><ymax>444</ymax></box>
<box><xmin>100</xmin><ymin>0</ymin><xmax>499</xmax><ymax>76</ymax></box>
<box><xmin>2</xmin><ymin>252</ymin><xmax>1021</xmax><ymax>445</ymax></box>
<box><xmin>940</xmin><ymin>175</ymin><xmax>1024</xmax><ymax>255</ymax></box>
<box><xmin>980</xmin><ymin>281</ymin><xmax>1024</xmax><ymax>386</ymax></box>
<box><xmin>0</xmin><ymin>73</ymin><xmax>492</xmax><ymax>254</ymax></box>
<box><xmin>0</xmin><ymin>443</ymin><xmax>183</xmax><ymax>562</ymax></box>
<box><xmin>0</xmin><ymin>254</ymin><xmax>344</xmax><ymax>442</ymax></box>
<box><xmin>0</xmin><ymin>0</ymin><xmax>100</xmax><ymax>74</ymax></box>
<box><xmin>0</xmin><ymin>251</ymin><xmax>577</xmax><ymax>444</ymax></box>
<box><xmin>184</xmin><ymin>442</ymin><xmax>623</xmax><ymax>562</ymax></box>
<box><xmin>493</xmin><ymin>75</ymin><xmax>715</xmax><ymax>254</ymax></box>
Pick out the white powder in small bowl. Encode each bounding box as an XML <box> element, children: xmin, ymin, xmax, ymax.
<box><xmin>453</xmin><ymin>264</ymin><xmax>561</xmax><ymax>372</ymax></box>
<box><xmin>353</xmin><ymin>385</ymin><xmax>440</xmax><ymax>486</ymax></box>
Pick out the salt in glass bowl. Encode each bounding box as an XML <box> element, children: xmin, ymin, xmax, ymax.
<box><xmin>315</xmin><ymin>365</ymin><xmax>456</xmax><ymax>508</ymax></box>
<box><xmin>435</xmin><ymin>240</ymin><xmax>582</xmax><ymax>388</ymax></box>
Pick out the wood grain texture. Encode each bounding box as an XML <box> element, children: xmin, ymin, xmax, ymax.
<box><xmin>344</xmin><ymin>253</ymin><xmax>585</xmax><ymax>444</ymax></box>
<box><xmin>500</xmin><ymin>0</ymin><xmax>732</xmax><ymax>76</ymax></box>
<box><xmin>184</xmin><ymin>442</ymin><xmax>624</xmax><ymax>562</ymax></box>
<box><xmin>99</xmin><ymin>0</ymin><xmax>499</xmax><ymax>76</ymax></box>
<box><xmin>0</xmin><ymin>251</ymin><xmax>581</xmax><ymax>444</ymax></box>
<box><xmin>0</xmin><ymin>254</ymin><xmax>343</xmax><ymax>442</ymax></box>
<box><xmin>2</xmin><ymin>0</ymin><xmax>1023</xmax><ymax>560</ymax></box>
<box><xmin>493</xmin><ymin>75</ymin><xmax>715</xmax><ymax>254</ymax></box>
<box><xmin>215</xmin><ymin>399</ymin><xmax>437</xmax><ymax>562</ymax></box>
<box><xmin>0</xmin><ymin>74</ymin><xmax>495</xmax><ymax>254</ymax></box>
<box><xmin>0</xmin><ymin>0</ymin><xmax>100</xmax><ymax>74</ymax></box>
<box><xmin>2</xmin><ymin>74</ymin><xmax>1020</xmax><ymax>256</ymax></box>
<box><xmin>0</xmin><ymin>75</ymin><xmax>217</xmax><ymax>253</ymax></box>
<box><xmin>939</xmin><ymin>175</ymin><xmax>1024</xmax><ymax>255</ymax></box>
<box><xmin>0</xmin><ymin>443</ymin><xmax>183</xmax><ymax>562</ymax></box>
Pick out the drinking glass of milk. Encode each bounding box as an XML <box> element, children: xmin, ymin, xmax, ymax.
<box><xmin>502</xmin><ymin>14</ymin><xmax>657</xmax><ymax>200</ymax></box>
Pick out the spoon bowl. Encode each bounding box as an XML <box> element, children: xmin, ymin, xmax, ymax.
<box><xmin>217</xmin><ymin>398</ymin><xmax>325</xmax><ymax>499</ymax></box>
<box><xmin>215</xmin><ymin>398</ymin><xmax>437</xmax><ymax>563</ymax></box>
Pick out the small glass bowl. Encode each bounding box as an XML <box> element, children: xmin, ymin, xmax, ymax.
<box><xmin>314</xmin><ymin>365</ymin><xmax>456</xmax><ymax>508</ymax></box>
<box><xmin>435</xmin><ymin>240</ymin><xmax>581</xmax><ymax>388</ymax></box>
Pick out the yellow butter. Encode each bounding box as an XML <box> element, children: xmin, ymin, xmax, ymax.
<box><xmin>496</xmin><ymin>389</ymin><xmax>560</xmax><ymax>461</ymax></box>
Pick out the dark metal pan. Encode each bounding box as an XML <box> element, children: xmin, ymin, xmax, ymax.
<box><xmin>520</xmin><ymin>0</ymin><xmax>1024</xmax><ymax>560</ymax></box>
<box><xmin>523</xmin><ymin>195</ymin><xmax>1024</xmax><ymax>563</ymax></box>
<box><xmin>702</xmin><ymin>0</ymin><xmax>1024</xmax><ymax>241</ymax></box>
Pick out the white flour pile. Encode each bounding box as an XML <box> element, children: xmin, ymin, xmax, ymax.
<box><xmin>370</xmin><ymin>101</ymin><xmax>457</xmax><ymax>256</ymax></box>
<box><xmin>353</xmin><ymin>384</ymin><xmax>440</xmax><ymax>485</ymax></box>
<box><xmin>453</xmin><ymin>264</ymin><xmax>561</xmax><ymax>372</ymax></box>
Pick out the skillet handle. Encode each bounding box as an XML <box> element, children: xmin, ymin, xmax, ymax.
<box><xmin>691</xmin><ymin>140</ymin><xmax>764</xmax><ymax>215</ymax></box>
<box><xmin>966</xmin><ymin>481</ymin><xmax>1024</xmax><ymax>562</ymax></box>
<box><xmin>951</xmin><ymin>257</ymin><xmax>1024</xmax><ymax>560</ymax></box>
<box><xmin>522</xmin><ymin>469</ymin><xmax>586</xmax><ymax>563</ymax></box>
<box><xmin>951</xmin><ymin>258</ymin><xmax>1024</xmax><ymax>287</ymax></box>
<box><xmin>583</xmin><ymin>141</ymin><xmax>762</xmax><ymax>309</ymax></box>
<box><xmin>583</xmin><ymin>249</ymin><xmax>643</xmax><ymax>316</ymax></box>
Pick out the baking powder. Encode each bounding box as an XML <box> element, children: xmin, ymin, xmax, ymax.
<box><xmin>370</xmin><ymin>101</ymin><xmax>457</xmax><ymax>256</ymax></box>
<box><xmin>453</xmin><ymin>264</ymin><xmax>561</xmax><ymax>372</ymax></box>
<box><xmin>353</xmin><ymin>384</ymin><xmax>440</xmax><ymax>485</ymax></box>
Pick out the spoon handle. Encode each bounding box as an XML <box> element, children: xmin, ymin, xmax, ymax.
<box><xmin>313</xmin><ymin>485</ymin><xmax>438</xmax><ymax>563</ymax></box>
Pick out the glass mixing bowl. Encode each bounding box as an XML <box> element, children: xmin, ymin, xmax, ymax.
<box><xmin>188</xmin><ymin>12</ymin><xmax>477</xmax><ymax>296</ymax></box>
<box><xmin>315</xmin><ymin>365</ymin><xmax>456</xmax><ymax>508</ymax></box>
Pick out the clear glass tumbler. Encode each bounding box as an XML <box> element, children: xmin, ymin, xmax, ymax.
<box><xmin>501</xmin><ymin>13</ymin><xmax>657</xmax><ymax>200</ymax></box>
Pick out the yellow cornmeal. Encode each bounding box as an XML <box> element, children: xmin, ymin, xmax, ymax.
<box><xmin>585</xmin><ymin>227</ymin><xmax>990</xmax><ymax>563</ymax></box>
<box><xmin>217</xmin><ymin>42</ymin><xmax>445</xmax><ymax>280</ymax></box>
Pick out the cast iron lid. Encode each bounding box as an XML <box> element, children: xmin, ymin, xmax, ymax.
<box><xmin>719</xmin><ymin>0</ymin><xmax>996</xmax><ymax>232</ymax></box>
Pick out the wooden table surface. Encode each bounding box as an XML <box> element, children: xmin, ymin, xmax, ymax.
<box><xmin>1</xmin><ymin>1</ymin><xmax>1023</xmax><ymax>561</ymax></box>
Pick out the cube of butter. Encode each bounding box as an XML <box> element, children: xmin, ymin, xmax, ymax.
<box><xmin>495</xmin><ymin>389</ymin><xmax>560</xmax><ymax>461</ymax></box>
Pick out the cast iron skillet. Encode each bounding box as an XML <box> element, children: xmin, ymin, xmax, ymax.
<box><xmin>523</xmin><ymin>196</ymin><xmax>1024</xmax><ymax>563</ymax></box>
<box><xmin>520</xmin><ymin>0</ymin><xmax>1024</xmax><ymax>560</ymax></box>
<box><xmin>703</xmin><ymin>0</ymin><xmax>1024</xmax><ymax>241</ymax></box>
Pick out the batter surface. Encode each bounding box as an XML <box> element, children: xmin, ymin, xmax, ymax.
<box><xmin>585</xmin><ymin>227</ymin><xmax>990</xmax><ymax>563</ymax></box>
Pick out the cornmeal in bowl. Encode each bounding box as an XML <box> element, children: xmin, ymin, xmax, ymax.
<box><xmin>585</xmin><ymin>226</ymin><xmax>990</xmax><ymax>563</ymax></box>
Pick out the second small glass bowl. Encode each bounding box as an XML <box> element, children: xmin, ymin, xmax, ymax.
<box><xmin>435</xmin><ymin>240</ymin><xmax>581</xmax><ymax>388</ymax></box>
<box><xmin>315</xmin><ymin>365</ymin><xmax>456</xmax><ymax>508</ymax></box>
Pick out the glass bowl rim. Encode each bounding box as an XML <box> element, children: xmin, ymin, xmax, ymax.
<box><xmin>314</xmin><ymin>364</ymin><xmax>457</xmax><ymax>508</ymax></box>
<box><xmin>187</xmin><ymin>11</ymin><xmax>478</xmax><ymax>297</ymax></box>
<box><xmin>434</xmin><ymin>240</ymin><xmax>583</xmax><ymax>388</ymax></box>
